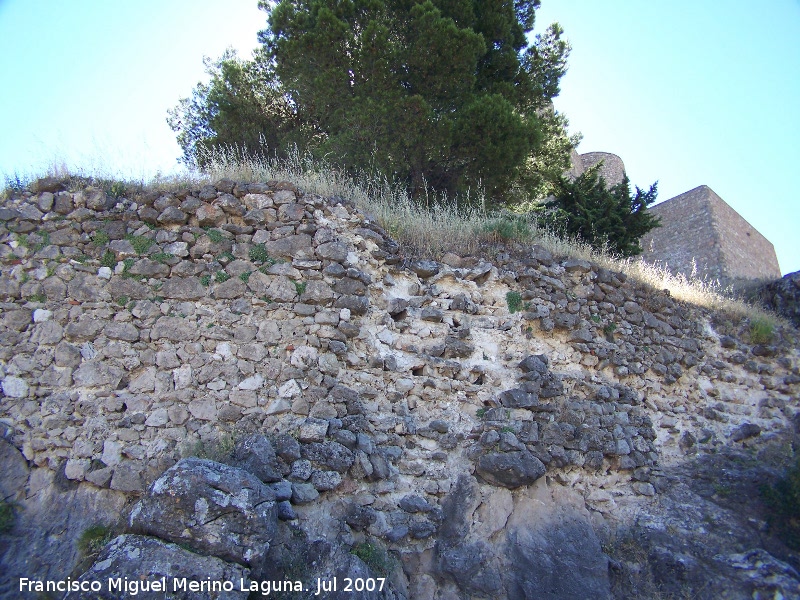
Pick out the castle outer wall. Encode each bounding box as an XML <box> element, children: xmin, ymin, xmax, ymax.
<box><xmin>640</xmin><ymin>185</ymin><xmax>781</xmax><ymax>283</ymax></box>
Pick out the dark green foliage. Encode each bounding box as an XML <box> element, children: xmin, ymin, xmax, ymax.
<box><xmin>124</xmin><ymin>234</ymin><xmax>154</xmax><ymax>255</ymax></box>
<box><xmin>506</xmin><ymin>290</ymin><xmax>523</xmax><ymax>313</ymax></box>
<box><xmin>167</xmin><ymin>50</ymin><xmax>309</xmax><ymax>168</ymax></box>
<box><xmin>171</xmin><ymin>0</ymin><xmax>574</xmax><ymax>206</ymax></box>
<box><xmin>544</xmin><ymin>165</ymin><xmax>660</xmax><ymax>257</ymax></box>
<box><xmin>263</xmin><ymin>0</ymin><xmax>569</xmax><ymax>202</ymax></box>
<box><xmin>100</xmin><ymin>251</ymin><xmax>117</xmax><ymax>268</ymax></box>
<box><xmin>761</xmin><ymin>457</ymin><xmax>800</xmax><ymax>550</ymax></box>
<box><xmin>249</xmin><ymin>243</ymin><xmax>270</xmax><ymax>264</ymax></box>
<box><xmin>204</xmin><ymin>228</ymin><xmax>225</xmax><ymax>243</ymax></box>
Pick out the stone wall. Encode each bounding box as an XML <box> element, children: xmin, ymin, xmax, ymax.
<box><xmin>640</xmin><ymin>185</ymin><xmax>781</xmax><ymax>283</ymax></box>
<box><xmin>0</xmin><ymin>177</ymin><xmax>798</xmax><ymax>599</ymax></box>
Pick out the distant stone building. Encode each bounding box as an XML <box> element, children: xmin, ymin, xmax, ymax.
<box><xmin>639</xmin><ymin>185</ymin><xmax>781</xmax><ymax>283</ymax></box>
<box><xmin>566</xmin><ymin>150</ymin><xmax>626</xmax><ymax>187</ymax></box>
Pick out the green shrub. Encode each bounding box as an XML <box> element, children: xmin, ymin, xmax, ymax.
<box><xmin>749</xmin><ymin>317</ymin><xmax>775</xmax><ymax>345</ymax></box>
<box><xmin>506</xmin><ymin>291</ymin><xmax>523</xmax><ymax>314</ymax></box>
<box><xmin>124</xmin><ymin>234</ymin><xmax>153</xmax><ymax>255</ymax></box>
<box><xmin>107</xmin><ymin>181</ymin><xmax>127</xmax><ymax>198</ymax></box>
<box><xmin>200</xmin><ymin>274</ymin><xmax>211</xmax><ymax>287</ymax></box>
<box><xmin>249</xmin><ymin>243</ymin><xmax>270</xmax><ymax>264</ymax></box>
<box><xmin>100</xmin><ymin>251</ymin><xmax>117</xmax><ymax>268</ymax></box>
<box><xmin>204</xmin><ymin>228</ymin><xmax>224</xmax><ymax>243</ymax></box>
<box><xmin>151</xmin><ymin>252</ymin><xmax>174</xmax><ymax>264</ymax></box>
<box><xmin>116</xmin><ymin>295</ymin><xmax>129</xmax><ymax>307</ymax></box>
<box><xmin>92</xmin><ymin>231</ymin><xmax>110</xmax><ymax>246</ymax></box>
<box><xmin>215</xmin><ymin>270</ymin><xmax>231</xmax><ymax>283</ymax></box>
<box><xmin>761</xmin><ymin>457</ymin><xmax>800</xmax><ymax>550</ymax></box>
<box><xmin>217</xmin><ymin>250</ymin><xmax>235</xmax><ymax>263</ymax></box>
<box><xmin>29</xmin><ymin>293</ymin><xmax>46</xmax><ymax>303</ymax></box>
<box><xmin>239</xmin><ymin>270</ymin><xmax>252</xmax><ymax>283</ymax></box>
<box><xmin>294</xmin><ymin>281</ymin><xmax>307</xmax><ymax>296</ymax></box>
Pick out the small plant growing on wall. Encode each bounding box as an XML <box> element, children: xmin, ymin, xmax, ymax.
<box><xmin>506</xmin><ymin>291</ymin><xmax>523</xmax><ymax>314</ymax></box>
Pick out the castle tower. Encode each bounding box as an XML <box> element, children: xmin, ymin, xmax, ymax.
<box><xmin>639</xmin><ymin>185</ymin><xmax>781</xmax><ymax>283</ymax></box>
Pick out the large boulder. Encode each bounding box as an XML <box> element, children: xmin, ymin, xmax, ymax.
<box><xmin>129</xmin><ymin>458</ymin><xmax>277</xmax><ymax>566</ymax></box>
<box><xmin>476</xmin><ymin>451</ymin><xmax>546</xmax><ymax>489</ymax></box>
<box><xmin>67</xmin><ymin>534</ymin><xmax>249</xmax><ymax>599</ymax></box>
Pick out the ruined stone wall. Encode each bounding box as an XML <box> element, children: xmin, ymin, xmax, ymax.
<box><xmin>0</xmin><ymin>177</ymin><xmax>798</xmax><ymax>599</ymax></box>
<box><xmin>566</xmin><ymin>151</ymin><xmax>626</xmax><ymax>188</ymax></box>
<box><xmin>640</xmin><ymin>185</ymin><xmax>781</xmax><ymax>283</ymax></box>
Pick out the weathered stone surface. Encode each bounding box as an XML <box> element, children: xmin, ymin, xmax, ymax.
<box><xmin>232</xmin><ymin>435</ymin><xmax>282</xmax><ymax>483</ymax></box>
<box><xmin>504</xmin><ymin>483</ymin><xmax>611</xmax><ymax>600</ymax></box>
<box><xmin>130</xmin><ymin>458</ymin><xmax>277</xmax><ymax>566</ymax></box>
<box><xmin>409</xmin><ymin>260</ymin><xmax>439</xmax><ymax>278</ymax></box>
<box><xmin>213</xmin><ymin>277</ymin><xmax>247</xmax><ymax>299</ymax></box>
<box><xmin>1</xmin><ymin>376</ymin><xmax>29</xmax><ymax>398</ymax></box>
<box><xmin>151</xmin><ymin>316</ymin><xmax>199</xmax><ymax>341</ymax></box>
<box><xmin>161</xmin><ymin>276</ymin><xmax>206</xmax><ymax>300</ymax></box>
<box><xmin>301</xmin><ymin>441</ymin><xmax>354</xmax><ymax>473</ymax></box>
<box><xmin>476</xmin><ymin>451</ymin><xmax>546</xmax><ymax>489</ymax></box>
<box><xmin>71</xmin><ymin>535</ymin><xmax>250</xmax><ymax>599</ymax></box>
<box><xmin>73</xmin><ymin>363</ymin><xmax>124</xmax><ymax>388</ymax></box>
<box><xmin>265</xmin><ymin>234</ymin><xmax>314</xmax><ymax>260</ymax></box>
<box><xmin>0</xmin><ymin>439</ymin><xmax>29</xmax><ymax>499</ymax></box>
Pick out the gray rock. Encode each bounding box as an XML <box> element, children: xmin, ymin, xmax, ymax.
<box><xmin>269</xmin><ymin>480</ymin><xmax>293</xmax><ymax>501</ymax></box>
<box><xmin>1</xmin><ymin>376</ymin><xmax>29</xmax><ymax>398</ymax></box>
<box><xmin>476</xmin><ymin>451</ymin><xmax>546</xmax><ymax>489</ymax></box>
<box><xmin>274</xmin><ymin>434</ymin><xmax>302</xmax><ymax>462</ymax></box>
<box><xmin>130</xmin><ymin>458</ymin><xmax>277</xmax><ymax>566</ymax></box>
<box><xmin>334</xmin><ymin>295</ymin><xmax>369</xmax><ymax>315</ymax></box>
<box><xmin>409</xmin><ymin>260</ymin><xmax>440</xmax><ymax>278</ymax></box>
<box><xmin>311</xmin><ymin>470</ymin><xmax>342</xmax><ymax>491</ymax></box>
<box><xmin>291</xmin><ymin>482</ymin><xmax>319</xmax><ymax>504</ymax></box>
<box><xmin>399</xmin><ymin>494</ymin><xmax>433</xmax><ymax>513</ymax></box>
<box><xmin>233</xmin><ymin>435</ymin><xmax>283</xmax><ymax>483</ymax></box>
<box><xmin>277</xmin><ymin>500</ymin><xmax>298</xmax><ymax>520</ymax></box>
<box><xmin>316</xmin><ymin>241</ymin><xmax>349</xmax><ymax>262</ymax></box>
<box><xmin>498</xmin><ymin>388</ymin><xmax>539</xmax><ymax>409</ymax></box>
<box><xmin>291</xmin><ymin>459</ymin><xmax>313</xmax><ymax>481</ymax></box>
<box><xmin>731</xmin><ymin>423</ymin><xmax>762</xmax><ymax>441</ymax></box>
<box><xmin>150</xmin><ymin>316</ymin><xmax>199</xmax><ymax>341</ymax></box>
<box><xmin>157</xmin><ymin>205</ymin><xmax>188</xmax><ymax>224</ymax></box>
<box><xmin>301</xmin><ymin>441</ymin><xmax>354</xmax><ymax>473</ymax></box>
<box><xmin>298</xmin><ymin>418</ymin><xmax>329</xmax><ymax>443</ymax></box>
<box><xmin>104</xmin><ymin>322</ymin><xmax>139</xmax><ymax>342</ymax></box>
<box><xmin>161</xmin><ymin>276</ymin><xmax>206</xmax><ymax>300</ymax></box>
<box><xmin>73</xmin><ymin>363</ymin><xmax>124</xmax><ymax>388</ymax></box>
<box><xmin>0</xmin><ymin>438</ymin><xmax>29</xmax><ymax>499</ymax></box>
<box><xmin>213</xmin><ymin>277</ymin><xmax>247</xmax><ymax>299</ymax></box>
<box><xmin>266</xmin><ymin>234</ymin><xmax>314</xmax><ymax>260</ymax></box>
<box><xmin>68</xmin><ymin>534</ymin><xmax>250</xmax><ymax>599</ymax></box>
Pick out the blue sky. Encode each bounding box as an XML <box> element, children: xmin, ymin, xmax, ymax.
<box><xmin>1</xmin><ymin>0</ymin><xmax>798</xmax><ymax>274</ymax></box>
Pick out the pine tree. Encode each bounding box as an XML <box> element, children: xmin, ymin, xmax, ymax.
<box><xmin>261</xmin><ymin>0</ymin><xmax>570</xmax><ymax>202</ymax></box>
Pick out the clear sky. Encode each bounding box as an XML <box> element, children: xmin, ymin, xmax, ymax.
<box><xmin>0</xmin><ymin>0</ymin><xmax>798</xmax><ymax>274</ymax></box>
